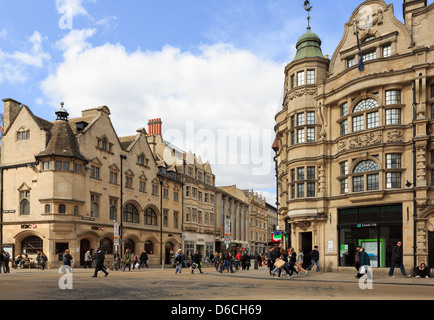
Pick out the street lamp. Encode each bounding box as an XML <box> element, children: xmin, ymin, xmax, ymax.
<box><xmin>157</xmin><ymin>167</ymin><xmax>165</xmax><ymax>267</ymax></box>
<box><xmin>119</xmin><ymin>154</ymin><xmax>127</xmax><ymax>259</ymax></box>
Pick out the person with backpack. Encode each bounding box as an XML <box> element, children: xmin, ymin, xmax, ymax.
<box><xmin>191</xmin><ymin>250</ymin><xmax>203</xmax><ymax>274</ymax></box>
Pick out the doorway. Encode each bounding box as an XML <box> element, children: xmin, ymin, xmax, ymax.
<box><xmin>165</xmin><ymin>242</ymin><xmax>174</xmax><ymax>265</ymax></box>
<box><xmin>80</xmin><ymin>239</ymin><xmax>90</xmax><ymax>266</ymax></box>
<box><xmin>301</xmin><ymin>232</ymin><xmax>312</xmax><ymax>270</ymax></box>
<box><xmin>429</xmin><ymin>232</ymin><xmax>434</xmax><ymax>268</ymax></box>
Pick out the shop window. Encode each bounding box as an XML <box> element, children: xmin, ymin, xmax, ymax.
<box><xmin>100</xmin><ymin>238</ymin><xmax>113</xmax><ymax>254</ymax></box>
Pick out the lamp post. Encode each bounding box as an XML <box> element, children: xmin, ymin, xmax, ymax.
<box><xmin>119</xmin><ymin>154</ymin><xmax>127</xmax><ymax>259</ymax></box>
<box><xmin>157</xmin><ymin>169</ymin><xmax>165</xmax><ymax>267</ymax></box>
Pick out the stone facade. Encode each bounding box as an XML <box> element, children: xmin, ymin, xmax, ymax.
<box><xmin>0</xmin><ymin>102</ymin><xmax>182</xmax><ymax>268</ymax></box>
<box><xmin>274</xmin><ymin>0</ymin><xmax>434</xmax><ymax>272</ymax></box>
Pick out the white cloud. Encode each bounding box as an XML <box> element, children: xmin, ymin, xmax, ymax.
<box><xmin>0</xmin><ymin>31</ymin><xmax>50</xmax><ymax>83</ymax></box>
<box><xmin>41</xmin><ymin>29</ymin><xmax>283</xmax><ymax>193</ymax></box>
<box><xmin>55</xmin><ymin>0</ymin><xmax>94</xmax><ymax>18</ymax></box>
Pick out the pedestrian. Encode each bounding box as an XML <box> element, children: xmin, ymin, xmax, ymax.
<box><xmin>132</xmin><ymin>253</ymin><xmax>138</xmax><ymax>270</ymax></box>
<box><xmin>357</xmin><ymin>247</ymin><xmax>371</xmax><ymax>278</ymax></box>
<box><xmin>296</xmin><ymin>248</ymin><xmax>307</xmax><ymax>275</ymax></box>
<box><xmin>14</xmin><ymin>253</ymin><xmax>24</xmax><ymax>269</ymax></box>
<box><xmin>40</xmin><ymin>252</ymin><xmax>48</xmax><ymax>270</ymax></box>
<box><xmin>213</xmin><ymin>252</ymin><xmax>220</xmax><ymax>271</ymax></box>
<box><xmin>191</xmin><ymin>250</ymin><xmax>203</xmax><ymax>274</ymax></box>
<box><xmin>36</xmin><ymin>251</ymin><xmax>41</xmax><ymax>269</ymax></box>
<box><xmin>139</xmin><ymin>251</ymin><xmax>149</xmax><ymax>269</ymax></box>
<box><xmin>271</xmin><ymin>249</ymin><xmax>292</xmax><ymax>278</ymax></box>
<box><xmin>267</xmin><ymin>247</ymin><xmax>278</xmax><ymax>275</ymax></box>
<box><xmin>287</xmin><ymin>247</ymin><xmax>298</xmax><ymax>277</ymax></box>
<box><xmin>354</xmin><ymin>246</ymin><xmax>362</xmax><ymax>278</ymax></box>
<box><xmin>307</xmin><ymin>245</ymin><xmax>320</xmax><ymax>273</ymax></box>
<box><xmin>84</xmin><ymin>250</ymin><xmax>92</xmax><ymax>269</ymax></box>
<box><xmin>2</xmin><ymin>250</ymin><xmax>10</xmax><ymax>273</ymax></box>
<box><xmin>0</xmin><ymin>250</ymin><xmax>4</xmax><ymax>274</ymax></box>
<box><xmin>219</xmin><ymin>251</ymin><xmax>234</xmax><ymax>273</ymax></box>
<box><xmin>63</xmin><ymin>249</ymin><xmax>74</xmax><ymax>272</ymax></box>
<box><xmin>389</xmin><ymin>241</ymin><xmax>411</xmax><ymax>278</ymax></box>
<box><xmin>414</xmin><ymin>263</ymin><xmax>430</xmax><ymax>278</ymax></box>
<box><xmin>174</xmin><ymin>249</ymin><xmax>183</xmax><ymax>274</ymax></box>
<box><xmin>123</xmin><ymin>249</ymin><xmax>132</xmax><ymax>271</ymax></box>
<box><xmin>92</xmin><ymin>246</ymin><xmax>109</xmax><ymax>277</ymax></box>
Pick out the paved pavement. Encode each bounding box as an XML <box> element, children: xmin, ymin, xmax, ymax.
<box><xmin>0</xmin><ymin>264</ymin><xmax>432</xmax><ymax>301</ymax></box>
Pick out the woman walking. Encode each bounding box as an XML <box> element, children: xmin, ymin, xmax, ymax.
<box><xmin>296</xmin><ymin>249</ymin><xmax>307</xmax><ymax>275</ymax></box>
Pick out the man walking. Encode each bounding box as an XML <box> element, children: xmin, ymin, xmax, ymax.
<box><xmin>92</xmin><ymin>246</ymin><xmax>109</xmax><ymax>278</ymax></box>
<box><xmin>389</xmin><ymin>241</ymin><xmax>411</xmax><ymax>278</ymax></box>
<box><xmin>219</xmin><ymin>250</ymin><xmax>234</xmax><ymax>273</ymax></box>
<box><xmin>307</xmin><ymin>246</ymin><xmax>320</xmax><ymax>273</ymax></box>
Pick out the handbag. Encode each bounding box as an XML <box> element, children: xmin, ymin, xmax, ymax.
<box><xmin>274</xmin><ymin>258</ymin><xmax>285</xmax><ymax>269</ymax></box>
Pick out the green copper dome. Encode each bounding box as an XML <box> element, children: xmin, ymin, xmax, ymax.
<box><xmin>293</xmin><ymin>27</ymin><xmax>324</xmax><ymax>61</ymax></box>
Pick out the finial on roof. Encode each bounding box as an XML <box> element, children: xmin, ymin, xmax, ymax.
<box><xmin>55</xmin><ymin>101</ymin><xmax>69</xmax><ymax>121</ymax></box>
<box><xmin>304</xmin><ymin>0</ymin><xmax>313</xmax><ymax>28</ymax></box>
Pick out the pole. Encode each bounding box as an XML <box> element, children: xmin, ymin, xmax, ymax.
<box><xmin>120</xmin><ymin>155</ymin><xmax>127</xmax><ymax>259</ymax></box>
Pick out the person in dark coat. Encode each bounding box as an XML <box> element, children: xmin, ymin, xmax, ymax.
<box><xmin>191</xmin><ymin>250</ymin><xmax>203</xmax><ymax>274</ymax></box>
<box><xmin>388</xmin><ymin>241</ymin><xmax>410</xmax><ymax>277</ymax></box>
<box><xmin>414</xmin><ymin>263</ymin><xmax>430</xmax><ymax>278</ymax></box>
<box><xmin>63</xmin><ymin>249</ymin><xmax>73</xmax><ymax>267</ymax></box>
<box><xmin>307</xmin><ymin>246</ymin><xmax>320</xmax><ymax>272</ymax></box>
<box><xmin>92</xmin><ymin>246</ymin><xmax>109</xmax><ymax>277</ymax></box>
<box><xmin>139</xmin><ymin>251</ymin><xmax>149</xmax><ymax>269</ymax></box>
<box><xmin>356</xmin><ymin>247</ymin><xmax>371</xmax><ymax>278</ymax></box>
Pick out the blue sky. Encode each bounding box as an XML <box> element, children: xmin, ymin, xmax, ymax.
<box><xmin>0</xmin><ymin>0</ymin><xmax>431</xmax><ymax>203</ymax></box>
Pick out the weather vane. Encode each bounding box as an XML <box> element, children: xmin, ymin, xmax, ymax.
<box><xmin>304</xmin><ymin>0</ymin><xmax>313</xmax><ymax>28</ymax></box>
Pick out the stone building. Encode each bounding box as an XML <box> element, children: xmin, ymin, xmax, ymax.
<box><xmin>274</xmin><ymin>0</ymin><xmax>434</xmax><ymax>272</ymax></box>
<box><xmin>214</xmin><ymin>186</ymin><xmax>250</xmax><ymax>253</ymax></box>
<box><xmin>0</xmin><ymin>100</ymin><xmax>182</xmax><ymax>268</ymax></box>
<box><xmin>146</xmin><ymin>119</ymin><xmax>217</xmax><ymax>259</ymax></box>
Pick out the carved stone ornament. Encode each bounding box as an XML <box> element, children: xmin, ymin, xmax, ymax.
<box><xmin>387</xmin><ymin>129</ymin><xmax>403</xmax><ymax>142</ymax></box>
<box><xmin>429</xmin><ymin>124</ymin><xmax>434</xmax><ymax>136</ymax></box>
<box><xmin>287</xmin><ymin>88</ymin><xmax>318</xmax><ymax>101</ymax></box>
<box><xmin>338</xmin><ymin>131</ymin><xmax>382</xmax><ymax>151</ymax></box>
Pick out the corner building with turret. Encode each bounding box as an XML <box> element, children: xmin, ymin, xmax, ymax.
<box><xmin>274</xmin><ymin>0</ymin><xmax>434</xmax><ymax>272</ymax></box>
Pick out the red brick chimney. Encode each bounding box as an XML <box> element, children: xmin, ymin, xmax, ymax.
<box><xmin>147</xmin><ymin>118</ymin><xmax>162</xmax><ymax>136</ymax></box>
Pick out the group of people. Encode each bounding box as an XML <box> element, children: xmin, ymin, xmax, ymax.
<box><xmin>267</xmin><ymin>245</ymin><xmax>319</xmax><ymax>279</ymax></box>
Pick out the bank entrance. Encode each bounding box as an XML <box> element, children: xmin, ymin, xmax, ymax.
<box><xmin>338</xmin><ymin>204</ymin><xmax>402</xmax><ymax>268</ymax></box>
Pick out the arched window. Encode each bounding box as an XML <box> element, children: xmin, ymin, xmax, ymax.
<box><xmin>91</xmin><ymin>203</ymin><xmax>99</xmax><ymax>218</ymax></box>
<box><xmin>45</xmin><ymin>204</ymin><xmax>51</xmax><ymax>214</ymax></box>
<box><xmin>110</xmin><ymin>206</ymin><xmax>117</xmax><ymax>221</ymax></box>
<box><xmin>353</xmin><ymin>160</ymin><xmax>379</xmax><ymax>173</ymax></box>
<box><xmin>100</xmin><ymin>238</ymin><xmax>113</xmax><ymax>254</ymax></box>
<box><xmin>20</xmin><ymin>199</ymin><xmax>30</xmax><ymax>216</ymax></box>
<box><xmin>59</xmin><ymin>204</ymin><xmax>66</xmax><ymax>214</ymax></box>
<box><xmin>145</xmin><ymin>208</ymin><xmax>157</xmax><ymax>226</ymax></box>
<box><xmin>145</xmin><ymin>240</ymin><xmax>154</xmax><ymax>254</ymax></box>
<box><xmin>21</xmin><ymin>236</ymin><xmax>43</xmax><ymax>254</ymax></box>
<box><xmin>353</xmin><ymin>98</ymin><xmax>378</xmax><ymax>113</ymax></box>
<box><xmin>353</xmin><ymin>160</ymin><xmax>380</xmax><ymax>192</ymax></box>
<box><xmin>123</xmin><ymin>203</ymin><xmax>139</xmax><ymax>223</ymax></box>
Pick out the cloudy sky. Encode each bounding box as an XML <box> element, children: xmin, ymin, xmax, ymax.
<box><xmin>0</xmin><ymin>0</ymin><xmax>429</xmax><ymax>204</ymax></box>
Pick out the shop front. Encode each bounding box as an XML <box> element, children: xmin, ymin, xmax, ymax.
<box><xmin>338</xmin><ymin>204</ymin><xmax>403</xmax><ymax>269</ymax></box>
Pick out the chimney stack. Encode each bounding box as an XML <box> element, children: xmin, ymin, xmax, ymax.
<box><xmin>3</xmin><ymin>98</ymin><xmax>22</xmax><ymax>133</ymax></box>
<box><xmin>147</xmin><ymin>118</ymin><xmax>162</xmax><ymax>136</ymax></box>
